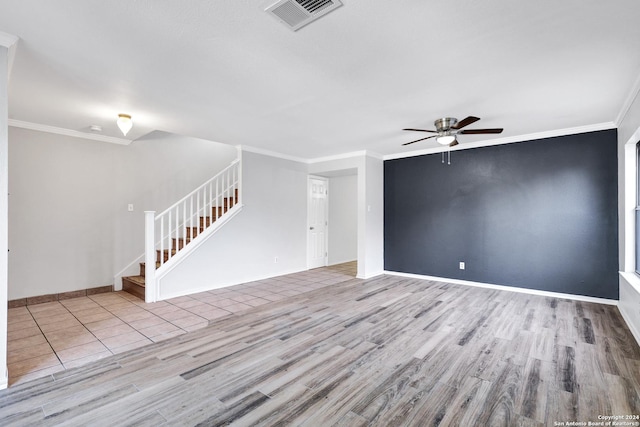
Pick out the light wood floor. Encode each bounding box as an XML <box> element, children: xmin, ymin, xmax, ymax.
<box><xmin>7</xmin><ymin>263</ymin><xmax>357</xmax><ymax>386</ymax></box>
<box><xmin>0</xmin><ymin>272</ymin><xmax>638</xmax><ymax>426</ymax></box>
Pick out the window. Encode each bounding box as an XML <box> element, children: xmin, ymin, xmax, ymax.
<box><xmin>636</xmin><ymin>142</ymin><xmax>640</xmax><ymax>275</ymax></box>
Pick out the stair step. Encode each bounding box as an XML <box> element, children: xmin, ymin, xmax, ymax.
<box><xmin>156</xmin><ymin>249</ymin><xmax>177</xmax><ymax>263</ymax></box>
<box><xmin>122</xmin><ymin>275</ymin><xmax>145</xmax><ymax>300</ymax></box>
<box><xmin>199</xmin><ymin>216</ymin><xmax>218</xmax><ymax>227</ymax></box>
<box><xmin>211</xmin><ymin>206</ymin><xmax>228</xmax><ymax>218</ymax></box>
<box><xmin>139</xmin><ymin>262</ymin><xmax>161</xmax><ymax>276</ymax></box>
<box><xmin>186</xmin><ymin>226</ymin><xmax>207</xmax><ymax>239</ymax></box>
<box><xmin>206</xmin><ymin>201</ymin><xmax>238</xmax><ymax>222</ymax></box>
<box><xmin>124</xmin><ymin>275</ymin><xmax>145</xmax><ymax>286</ymax></box>
<box><xmin>172</xmin><ymin>237</ymin><xmax>192</xmax><ymax>250</ymax></box>
<box><xmin>221</xmin><ymin>196</ymin><xmax>237</xmax><ymax>209</ymax></box>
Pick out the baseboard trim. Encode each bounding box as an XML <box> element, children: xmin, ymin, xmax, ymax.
<box><xmin>357</xmin><ymin>270</ymin><xmax>384</xmax><ymax>280</ymax></box>
<box><xmin>619</xmin><ymin>304</ymin><xmax>640</xmax><ymax>345</ymax></box>
<box><xmin>158</xmin><ymin>262</ymin><xmax>359</xmax><ymax>301</ymax></box>
<box><xmin>384</xmin><ymin>271</ymin><xmax>619</xmax><ymax>306</ymax></box>
<box><xmin>157</xmin><ymin>266</ymin><xmax>305</xmax><ymax>301</ymax></box>
<box><xmin>0</xmin><ymin>367</ymin><xmax>7</xmax><ymax>391</ymax></box>
<box><xmin>618</xmin><ymin>272</ymin><xmax>640</xmax><ymax>346</ymax></box>
<box><xmin>8</xmin><ymin>285</ymin><xmax>114</xmax><ymax>308</ymax></box>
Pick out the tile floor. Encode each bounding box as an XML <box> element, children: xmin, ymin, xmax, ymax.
<box><xmin>7</xmin><ymin>262</ymin><xmax>357</xmax><ymax>386</ymax></box>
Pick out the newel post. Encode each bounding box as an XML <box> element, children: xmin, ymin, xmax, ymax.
<box><xmin>144</xmin><ymin>211</ymin><xmax>157</xmax><ymax>303</ymax></box>
<box><xmin>237</xmin><ymin>147</ymin><xmax>243</xmax><ymax>205</ymax></box>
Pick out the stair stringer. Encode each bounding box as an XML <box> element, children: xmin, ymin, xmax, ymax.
<box><xmin>148</xmin><ymin>203</ymin><xmax>243</xmax><ymax>302</ymax></box>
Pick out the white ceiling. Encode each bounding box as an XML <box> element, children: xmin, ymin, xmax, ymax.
<box><xmin>1</xmin><ymin>0</ymin><xmax>639</xmax><ymax>159</ymax></box>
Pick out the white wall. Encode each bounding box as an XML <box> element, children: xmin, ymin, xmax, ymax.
<box><xmin>1</xmin><ymin>45</ymin><xmax>10</xmax><ymax>389</ymax></box>
<box><xmin>158</xmin><ymin>151</ymin><xmax>309</xmax><ymax>298</ymax></box>
<box><xmin>111</xmin><ymin>131</ymin><xmax>236</xmax><ymax>282</ymax></box>
<box><xmin>9</xmin><ymin>128</ymin><xmax>120</xmax><ymax>299</ymax></box>
<box><xmin>309</xmin><ymin>152</ymin><xmax>384</xmax><ymax>279</ymax></box>
<box><xmin>8</xmin><ymin>129</ymin><xmax>236</xmax><ymax>299</ymax></box>
<box><xmin>363</xmin><ymin>155</ymin><xmax>384</xmax><ymax>277</ymax></box>
<box><xmin>328</xmin><ymin>174</ymin><xmax>357</xmax><ymax>265</ymax></box>
<box><xmin>618</xmin><ymin>79</ymin><xmax>640</xmax><ymax>343</ymax></box>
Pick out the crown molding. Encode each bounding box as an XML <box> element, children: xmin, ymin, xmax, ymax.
<box><xmin>10</xmin><ymin>118</ymin><xmax>616</xmax><ymax>160</ymax></box>
<box><xmin>0</xmin><ymin>32</ymin><xmax>18</xmax><ymax>48</ymax></box>
<box><xmin>0</xmin><ymin>31</ymin><xmax>19</xmax><ymax>81</ymax></box>
<box><xmin>307</xmin><ymin>149</ymin><xmax>383</xmax><ymax>164</ymax></box>
<box><xmin>366</xmin><ymin>150</ymin><xmax>385</xmax><ymax>161</ymax></box>
<box><xmin>239</xmin><ymin>144</ymin><xmax>308</xmax><ymax>163</ymax></box>
<box><xmin>616</xmin><ymin>70</ymin><xmax>640</xmax><ymax>126</ymax></box>
<box><xmin>308</xmin><ymin>150</ymin><xmax>367</xmax><ymax>164</ymax></box>
<box><xmin>240</xmin><ymin>145</ymin><xmax>383</xmax><ymax>165</ymax></box>
<box><xmin>383</xmin><ymin>122</ymin><xmax>617</xmax><ymax>161</ymax></box>
<box><xmin>8</xmin><ymin>119</ymin><xmax>132</xmax><ymax>145</ymax></box>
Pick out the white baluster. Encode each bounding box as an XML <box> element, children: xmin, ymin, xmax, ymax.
<box><xmin>167</xmin><ymin>210</ymin><xmax>172</xmax><ymax>262</ymax></box>
<box><xmin>197</xmin><ymin>190</ymin><xmax>201</xmax><ymax>233</ymax></box>
<box><xmin>208</xmin><ymin>181</ymin><xmax>212</xmax><ymax>227</ymax></box>
<box><xmin>224</xmin><ymin>170</ymin><xmax>228</xmax><ymax>210</ymax></box>
<box><xmin>182</xmin><ymin>200</ymin><xmax>186</xmax><ymax>250</ymax></box>
<box><xmin>237</xmin><ymin>151</ymin><xmax>243</xmax><ymax>205</ymax></box>
<box><xmin>200</xmin><ymin>187</ymin><xmax>205</xmax><ymax>228</ymax></box>
<box><xmin>228</xmin><ymin>168</ymin><xmax>231</xmax><ymax>202</ymax></box>
<box><xmin>190</xmin><ymin>196</ymin><xmax>194</xmax><ymax>240</ymax></box>
<box><xmin>232</xmin><ymin>164</ymin><xmax>236</xmax><ymax>207</ymax></box>
<box><xmin>204</xmin><ymin>186</ymin><xmax>208</xmax><ymax>228</ymax></box>
<box><xmin>159</xmin><ymin>216</ymin><xmax>165</xmax><ymax>267</ymax></box>
<box><xmin>215</xmin><ymin>176</ymin><xmax>219</xmax><ymax>220</ymax></box>
<box><xmin>174</xmin><ymin>205</ymin><xmax>179</xmax><ymax>253</ymax></box>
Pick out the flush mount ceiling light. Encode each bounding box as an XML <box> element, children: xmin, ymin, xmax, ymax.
<box><xmin>117</xmin><ymin>114</ymin><xmax>133</xmax><ymax>136</ymax></box>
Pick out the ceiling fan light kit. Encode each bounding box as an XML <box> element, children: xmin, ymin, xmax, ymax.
<box><xmin>436</xmin><ymin>134</ymin><xmax>456</xmax><ymax>145</ymax></box>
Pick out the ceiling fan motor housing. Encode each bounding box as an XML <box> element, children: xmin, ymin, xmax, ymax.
<box><xmin>435</xmin><ymin>117</ymin><xmax>458</xmax><ymax>132</ymax></box>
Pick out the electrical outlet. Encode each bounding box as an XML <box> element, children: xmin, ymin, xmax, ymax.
<box><xmin>459</xmin><ymin>262</ymin><xmax>465</xmax><ymax>270</ymax></box>
<box><xmin>127</xmin><ymin>204</ymin><xmax>134</xmax><ymax>212</ymax></box>
<box><xmin>274</xmin><ymin>257</ymin><xmax>278</xmax><ymax>263</ymax></box>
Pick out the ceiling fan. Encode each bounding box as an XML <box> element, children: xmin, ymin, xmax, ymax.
<box><xmin>402</xmin><ymin>116</ymin><xmax>503</xmax><ymax>147</ymax></box>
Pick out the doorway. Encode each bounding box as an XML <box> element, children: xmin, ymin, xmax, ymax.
<box><xmin>307</xmin><ymin>176</ymin><xmax>328</xmax><ymax>269</ymax></box>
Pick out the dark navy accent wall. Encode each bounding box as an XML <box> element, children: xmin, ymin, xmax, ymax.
<box><xmin>384</xmin><ymin>129</ymin><xmax>619</xmax><ymax>299</ymax></box>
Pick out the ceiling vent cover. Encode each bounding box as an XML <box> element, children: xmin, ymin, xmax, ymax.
<box><xmin>266</xmin><ymin>0</ymin><xmax>343</xmax><ymax>31</ymax></box>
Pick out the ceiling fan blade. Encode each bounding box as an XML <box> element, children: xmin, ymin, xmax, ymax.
<box><xmin>402</xmin><ymin>128</ymin><xmax>437</xmax><ymax>133</ymax></box>
<box><xmin>451</xmin><ymin>116</ymin><xmax>480</xmax><ymax>129</ymax></box>
<box><xmin>458</xmin><ymin>128</ymin><xmax>504</xmax><ymax>134</ymax></box>
<box><xmin>402</xmin><ymin>135</ymin><xmax>438</xmax><ymax>146</ymax></box>
<box><xmin>449</xmin><ymin>140</ymin><xmax>459</xmax><ymax>147</ymax></box>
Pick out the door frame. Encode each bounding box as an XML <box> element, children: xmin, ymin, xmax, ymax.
<box><xmin>307</xmin><ymin>175</ymin><xmax>329</xmax><ymax>269</ymax></box>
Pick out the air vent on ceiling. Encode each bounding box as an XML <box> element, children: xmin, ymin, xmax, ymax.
<box><xmin>266</xmin><ymin>0</ymin><xmax>343</xmax><ymax>31</ymax></box>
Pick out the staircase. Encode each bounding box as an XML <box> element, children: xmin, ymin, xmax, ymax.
<box><xmin>122</xmin><ymin>189</ymin><xmax>239</xmax><ymax>300</ymax></box>
<box><xmin>122</xmin><ymin>158</ymin><xmax>241</xmax><ymax>301</ymax></box>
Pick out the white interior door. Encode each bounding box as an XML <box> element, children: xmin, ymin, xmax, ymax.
<box><xmin>308</xmin><ymin>177</ymin><xmax>328</xmax><ymax>269</ymax></box>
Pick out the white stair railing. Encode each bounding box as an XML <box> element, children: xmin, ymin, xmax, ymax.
<box><xmin>144</xmin><ymin>157</ymin><xmax>242</xmax><ymax>302</ymax></box>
